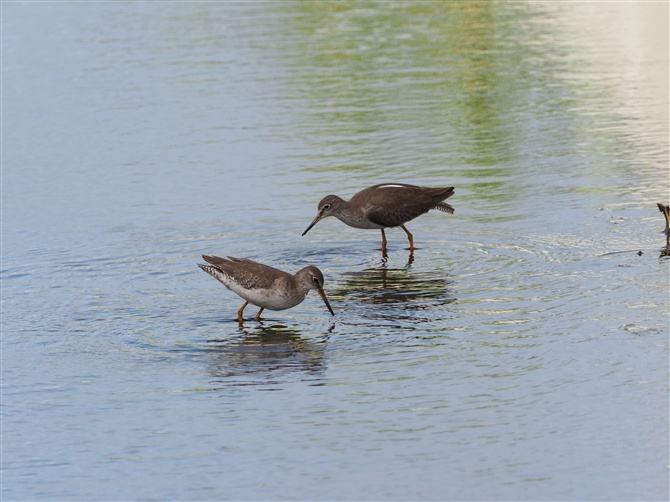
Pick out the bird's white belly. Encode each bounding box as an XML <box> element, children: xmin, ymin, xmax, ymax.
<box><xmin>223</xmin><ymin>277</ymin><xmax>304</xmax><ymax>311</ymax></box>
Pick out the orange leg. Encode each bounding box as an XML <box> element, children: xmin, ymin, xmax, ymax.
<box><xmin>400</xmin><ymin>225</ymin><xmax>415</xmax><ymax>252</ymax></box>
<box><xmin>381</xmin><ymin>229</ymin><xmax>388</xmax><ymax>255</ymax></box>
<box><xmin>253</xmin><ymin>307</ymin><xmax>264</xmax><ymax>322</ymax></box>
<box><xmin>237</xmin><ymin>301</ymin><xmax>249</xmax><ymax>325</ymax></box>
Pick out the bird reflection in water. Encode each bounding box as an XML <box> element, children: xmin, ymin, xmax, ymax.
<box><xmin>204</xmin><ymin>323</ymin><xmax>331</xmax><ymax>389</ymax></box>
<box><xmin>598</xmin><ymin>204</ymin><xmax>670</xmax><ymax>260</ymax></box>
<box><xmin>658</xmin><ymin>203</ymin><xmax>670</xmax><ymax>259</ymax></box>
<box><xmin>333</xmin><ymin>262</ymin><xmax>456</xmax><ymax>322</ymax></box>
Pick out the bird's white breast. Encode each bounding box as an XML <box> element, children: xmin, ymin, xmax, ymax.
<box><xmin>222</xmin><ymin>275</ymin><xmax>305</xmax><ymax>311</ymax></box>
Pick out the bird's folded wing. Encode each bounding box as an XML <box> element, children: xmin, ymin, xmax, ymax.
<box><xmin>367</xmin><ymin>195</ymin><xmax>435</xmax><ymax>227</ymax></box>
<box><xmin>203</xmin><ymin>255</ymin><xmax>285</xmax><ymax>290</ymax></box>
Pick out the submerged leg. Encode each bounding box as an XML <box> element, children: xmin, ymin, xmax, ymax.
<box><xmin>237</xmin><ymin>301</ymin><xmax>249</xmax><ymax>325</ymax></box>
<box><xmin>253</xmin><ymin>307</ymin><xmax>265</xmax><ymax>322</ymax></box>
<box><xmin>400</xmin><ymin>225</ymin><xmax>415</xmax><ymax>252</ymax></box>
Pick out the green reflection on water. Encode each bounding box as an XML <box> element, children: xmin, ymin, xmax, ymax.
<box><xmin>274</xmin><ymin>2</ymin><xmax>546</xmax><ymax>175</ymax></box>
<box><xmin>266</xmin><ymin>1</ymin><xmax>667</xmax><ymax>218</ymax></box>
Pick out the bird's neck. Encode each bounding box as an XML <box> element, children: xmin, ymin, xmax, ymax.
<box><xmin>336</xmin><ymin>203</ymin><xmax>374</xmax><ymax>228</ymax></box>
<box><xmin>292</xmin><ymin>271</ymin><xmax>315</xmax><ymax>297</ymax></box>
<box><xmin>334</xmin><ymin>201</ymin><xmax>361</xmax><ymax>223</ymax></box>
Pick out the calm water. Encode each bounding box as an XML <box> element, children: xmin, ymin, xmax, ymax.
<box><xmin>3</xmin><ymin>2</ymin><xmax>668</xmax><ymax>500</ymax></box>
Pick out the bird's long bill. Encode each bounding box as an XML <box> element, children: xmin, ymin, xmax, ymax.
<box><xmin>317</xmin><ymin>286</ymin><xmax>335</xmax><ymax>316</ymax></box>
<box><xmin>302</xmin><ymin>212</ymin><xmax>324</xmax><ymax>236</ymax></box>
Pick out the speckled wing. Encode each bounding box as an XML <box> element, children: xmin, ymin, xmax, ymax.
<box><xmin>200</xmin><ymin>255</ymin><xmax>288</xmax><ymax>290</ymax></box>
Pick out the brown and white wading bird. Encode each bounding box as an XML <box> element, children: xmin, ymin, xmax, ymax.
<box><xmin>198</xmin><ymin>255</ymin><xmax>335</xmax><ymax>325</ymax></box>
<box><xmin>302</xmin><ymin>183</ymin><xmax>455</xmax><ymax>255</ymax></box>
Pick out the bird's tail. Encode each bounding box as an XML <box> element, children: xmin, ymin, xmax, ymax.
<box><xmin>198</xmin><ymin>263</ymin><xmax>218</xmax><ymax>277</ymax></box>
<box><xmin>435</xmin><ymin>202</ymin><xmax>455</xmax><ymax>214</ymax></box>
<box><xmin>429</xmin><ymin>187</ymin><xmax>455</xmax><ymax>214</ymax></box>
<box><xmin>198</xmin><ymin>263</ymin><xmax>229</xmax><ymax>285</ymax></box>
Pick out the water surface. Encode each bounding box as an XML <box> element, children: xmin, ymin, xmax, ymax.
<box><xmin>3</xmin><ymin>2</ymin><xmax>668</xmax><ymax>500</ymax></box>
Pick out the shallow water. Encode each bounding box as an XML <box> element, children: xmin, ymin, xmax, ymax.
<box><xmin>3</xmin><ymin>2</ymin><xmax>668</xmax><ymax>500</ymax></box>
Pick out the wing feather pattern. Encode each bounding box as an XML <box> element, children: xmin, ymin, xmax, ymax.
<box><xmin>200</xmin><ymin>255</ymin><xmax>288</xmax><ymax>290</ymax></box>
<box><xmin>362</xmin><ymin>185</ymin><xmax>455</xmax><ymax>227</ymax></box>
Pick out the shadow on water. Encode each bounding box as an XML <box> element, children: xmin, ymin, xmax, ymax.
<box><xmin>202</xmin><ymin>323</ymin><xmax>330</xmax><ymax>389</ymax></box>
<box><xmin>333</xmin><ymin>262</ymin><xmax>456</xmax><ymax>324</ymax></box>
<box><xmin>599</xmin><ymin>204</ymin><xmax>670</xmax><ymax>260</ymax></box>
<box><xmin>660</xmin><ymin>238</ymin><xmax>670</xmax><ymax>260</ymax></box>
<box><xmin>658</xmin><ymin>204</ymin><xmax>670</xmax><ymax>260</ymax></box>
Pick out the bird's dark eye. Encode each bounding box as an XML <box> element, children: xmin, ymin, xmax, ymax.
<box><xmin>312</xmin><ymin>277</ymin><xmax>320</xmax><ymax>284</ymax></box>
<box><xmin>323</xmin><ymin>204</ymin><xmax>330</xmax><ymax>210</ymax></box>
